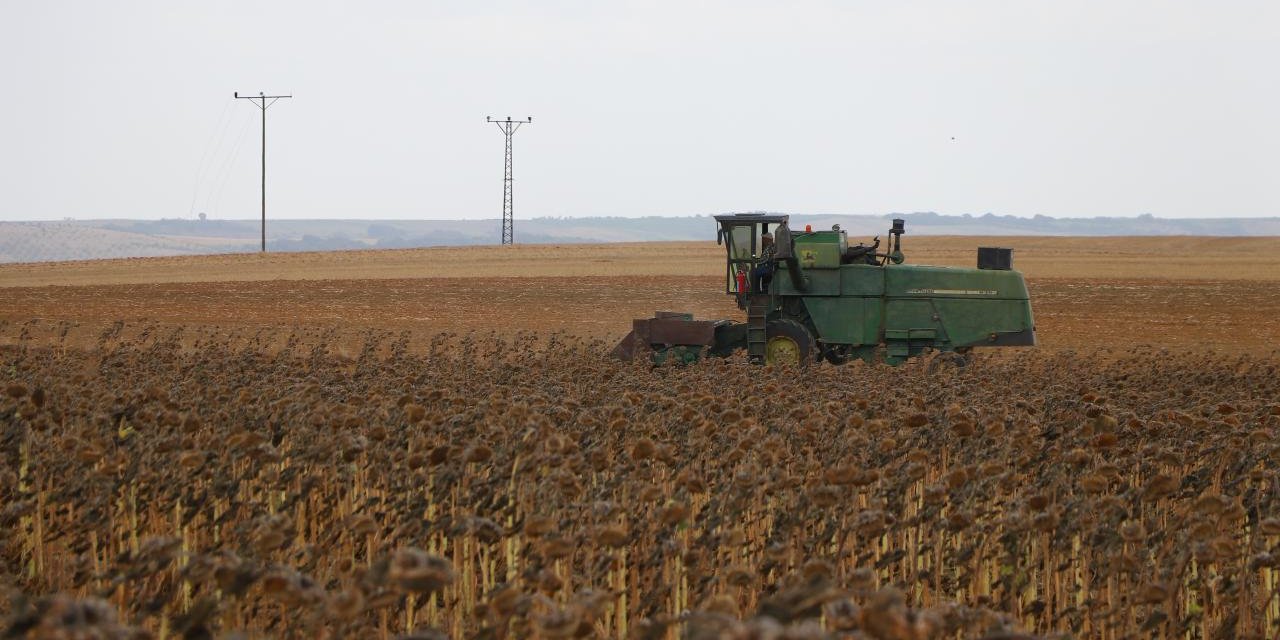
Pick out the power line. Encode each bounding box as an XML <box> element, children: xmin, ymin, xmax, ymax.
<box><xmin>235</xmin><ymin>91</ymin><xmax>292</xmax><ymax>252</ymax></box>
<box><xmin>189</xmin><ymin>98</ymin><xmax>234</xmax><ymax>216</ymax></box>
<box><xmin>207</xmin><ymin>113</ymin><xmax>255</xmax><ymax>217</ymax></box>
<box><xmin>486</xmin><ymin>116</ymin><xmax>532</xmax><ymax>245</ymax></box>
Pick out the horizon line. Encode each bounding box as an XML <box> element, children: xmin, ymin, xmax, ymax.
<box><xmin>5</xmin><ymin>212</ymin><xmax>1280</xmax><ymax>223</ymax></box>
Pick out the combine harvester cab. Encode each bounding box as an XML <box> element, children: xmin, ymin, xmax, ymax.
<box><xmin>615</xmin><ymin>214</ymin><xmax>1034</xmax><ymax>366</ymax></box>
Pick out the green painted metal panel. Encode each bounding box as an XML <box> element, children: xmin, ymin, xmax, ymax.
<box><xmin>932</xmin><ymin>299</ymin><xmax>1035</xmax><ymax>346</ymax></box>
<box><xmin>772</xmin><ymin>249</ymin><xmax>1032</xmax><ymax>353</ymax></box>
<box><xmin>796</xmin><ymin>243</ymin><xmax>842</xmax><ymax>269</ymax></box>
<box><xmin>884</xmin><ymin>299</ymin><xmax>946</xmax><ymax>343</ymax></box>
<box><xmin>881</xmin><ymin>263</ymin><xmax>1032</xmax><ymax>350</ymax></box>
<box><xmin>794</xmin><ymin>231</ymin><xmax>843</xmax><ymax>244</ymax></box>
<box><xmin>884</xmin><ymin>264</ymin><xmax>1029</xmax><ymax>300</ymax></box>
<box><xmin>793</xmin><ymin>231</ymin><xmax>846</xmax><ymax>269</ymax></box>
<box><xmin>839</xmin><ymin>265</ymin><xmax>885</xmax><ymax>296</ymax></box>
<box><xmin>775</xmin><ymin>266</ymin><xmax>840</xmax><ymax>296</ymax></box>
<box><xmin>862</xmin><ymin>297</ymin><xmax>882</xmax><ymax>345</ymax></box>
<box><xmin>885</xmin><ymin>328</ymin><xmax>937</xmax><ymax>340</ymax></box>
<box><xmin>803</xmin><ymin>297</ymin><xmax>865</xmax><ymax>345</ymax></box>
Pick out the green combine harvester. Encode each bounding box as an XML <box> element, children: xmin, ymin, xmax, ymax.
<box><xmin>613</xmin><ymin>214</ymin><xmax>1035</xmax><ymax>365</ymax></box>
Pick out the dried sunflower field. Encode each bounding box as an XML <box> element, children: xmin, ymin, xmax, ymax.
<box><xmin>2</xmin><ymin>328</ymin><xmax>1278</xmax><ymax>639</ymax></box>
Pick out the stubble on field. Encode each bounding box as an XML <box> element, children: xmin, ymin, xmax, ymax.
<box><xmin>2</xmin><ymin>237</ymin><xmax>1279</xmax><ymax>354</ymax></box>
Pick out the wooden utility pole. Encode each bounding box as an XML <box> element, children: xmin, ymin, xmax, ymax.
<box><xmin>235</xmin><ymin>91</ymin><xmax>292</xmax><ymax>252</ymax></box>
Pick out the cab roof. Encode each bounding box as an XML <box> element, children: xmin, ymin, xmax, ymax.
<box><xmin>713</xmin><ymin>213</ymin><xmax>790</xmax><ymax>225</ymax></box>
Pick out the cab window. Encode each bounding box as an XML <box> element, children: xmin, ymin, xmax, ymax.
<box><xmin>722</xmin><ymin>224</ymin><xmax>759</xmax><ymax>293</ymax></box>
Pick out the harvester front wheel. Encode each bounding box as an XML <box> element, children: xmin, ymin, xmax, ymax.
<box><xmin>822</xmin><ymin>344</ymin><xmax>853</xmax><ymax>365</ymax></box>
<box><xmin>765</xmin><ymin>319</ymin><xmax>816</xmax><ymax>366</ymax></box>
<box><xmin>925</xmin><ymin>349</ymin><xmax>974</xmax><ymax>374</ymax></box>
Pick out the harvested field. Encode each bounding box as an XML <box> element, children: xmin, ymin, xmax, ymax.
<box><xmin>2</xmin><ymin>237</ymin><xmax>1279</xmax><ymax>354</ymax></box>
<box><xmin>1</xmin><ymin>237</ymin><xmax>1279</xmax><ymax>638</ymax></box>
<box><xmin>2</xmin><ymin>277</ymin><xmax>1279</xmax><ymax>355</ymax></box>
<box><xmin>4</xmin><ymin>236</ymin><xmax>1280</xmax><ymax>286</ymax></box>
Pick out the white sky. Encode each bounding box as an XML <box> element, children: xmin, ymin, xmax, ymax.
<box><xmin>1</xmin><ymin>1</ymin><xmax>1277</xmax><ymax>221</ymax></box>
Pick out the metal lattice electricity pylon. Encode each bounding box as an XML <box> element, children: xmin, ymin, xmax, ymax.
<box><xmin>487</xmin><ymin>116</ymin><xmax>532</xmax><ymax>245</ymax></box>
<box><xmin>235</xmin><ymin>91</ymin><xmax>292</xmax><ymax>252</ymax></box>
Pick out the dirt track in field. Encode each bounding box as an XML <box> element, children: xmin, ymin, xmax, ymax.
<box><xmin>1</xmin><ymin>238</ymin><xmax>1278</xmax><ymax>354</ymax></box>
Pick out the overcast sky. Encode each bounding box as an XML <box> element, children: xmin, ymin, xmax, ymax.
<box><xmin>1</xmin><ymin>1</ymin><xmax>1276</xmax><ymax>221</ymax></box>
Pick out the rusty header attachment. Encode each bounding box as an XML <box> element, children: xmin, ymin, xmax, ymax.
<box><xmin>611</xmin><ymin>312</ymin><xmax>740</xmax><ymax>363</ymax></box>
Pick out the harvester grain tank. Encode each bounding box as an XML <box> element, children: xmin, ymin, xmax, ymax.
<box><xmin>613</xmin><ymin>214</ymin><xmax>1035</xmax><ymax>365</ymax></box>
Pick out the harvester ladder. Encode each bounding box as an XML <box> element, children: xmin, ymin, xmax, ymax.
<box><xmin>746</xmin><ymin>294</ymin><xmax>769</xmax><ymax>364</ymax></box>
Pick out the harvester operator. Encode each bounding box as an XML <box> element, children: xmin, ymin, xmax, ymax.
<box><xmin>752</xmin><ymin>233</ymin><xmax>776</xmax><ymax>293</ymax></box>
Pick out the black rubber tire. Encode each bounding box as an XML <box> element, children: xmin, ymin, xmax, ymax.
<box><xmin>765</xmin><ymin>319</ymin><xmax>817</xmax><ymax>366</ymax></box>
<box><xmin>926</xmin><ymin>350</ymin><xmax>974</xmax><ymax>374</ymax></box>
<box><xmin>822</xmin><ymin>344</ymin><xmax>851</xmax><ymax>365</ymax></box>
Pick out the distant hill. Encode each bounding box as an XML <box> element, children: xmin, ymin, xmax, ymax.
<box><xmin>2</xmin><ymin>213</ymin><xmax>1277</xmax><ymax>264</ymax></box>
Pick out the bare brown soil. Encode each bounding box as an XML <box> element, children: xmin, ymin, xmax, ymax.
<box><xmin>1</xmin><ymin>237</ymin><xmax>1278</xmax><ymax>354</ymax></box>
<box><xmin>2</xmin><ymin>236</ymin><xmax>1279</xmax><ymax>286</ymax></box>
